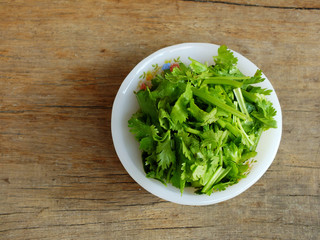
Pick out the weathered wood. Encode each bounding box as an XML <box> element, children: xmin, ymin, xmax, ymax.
<box><xmin>1</xmin><ymin>1</ymin><xmax>319</xmax><ymax>239</ymax></box>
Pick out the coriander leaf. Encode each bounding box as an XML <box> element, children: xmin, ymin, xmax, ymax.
<box><xmin>213</xmin><ymin>45</ymin><xmax>238</xmax><ymax>69</ymax></box>
<box><xmin>170</xmin><ymin>82</ymin><xmax>193</xmax><ymax>124</ymax></box>
<box><xmin>208</xmin><ymin>85</ymin><xmax>230</xmax><ymax>104</ymax></box>
<box><xmin>128</xmin><ymin>115</ymin><xmax>159</xmax><ymax>153</ymax></box>
<box><xmin>165</xmin><ymin>66</ymin><xmax>188</xmax><ymax>83</ymax></box>
<box><xmin>223</xmin><ymin>142</ymin><xmax>243</xmax><ymax>164</ymax></box>
<box><xmin>158</xmin><ymin>108</ymin><xmax>173</xmax><ymax>130</ymax></box>
<box><xmin>257</xmin><ymin>98</ymin><xmax>277</xmax><ymax>119</ymax></box>
<box><xmin>251</xmin><ymin>110</ymin><xmax>277</xmax><ymax>129</ymax></box>
<box><xmin>156</xmin><ymin>131</ymin><xmax>176</xmax><ymax>170</ymax></box>
<box><xmin>212</xmin><ymin>180</ymin><xmax>236</xmax><ymax>191</ymax></box>
<box><xmin>242</xmin><ymin>69</ymin><xmax>265</xmax><ymax>90</ymax></box>
<box><xmin>128</xmin><ymin>113</ymin><xmax>156</xmax><ymax>141</ymax></box>
<box><xmin>136</xmin><ymin>89</ymin><xmax>158</xmax><ymax>123</ymax></box>
<box><xmin>150</xmin><ymin>76</ymin><xmax>185</xmax><ymax>103</ymax></box>
<box><xmin>188</xmin><ymin>98</ymin><xmax>218</xmax><ymax>125</ymax></box>
<box><xmin>190</xmin><ymin>164</ymin><xmax>207</xmax><ymax>181</ymax></box>
<box><xmin>171</xmin><ymin>136</ymin><xmax>190</xmax><ymax>194</ymax></box>
<box><xmin>251</xmin><ymin>97</ymin><xmax>277</xmax><ymax>129</ymax></box>
<box><xmin>248</xmin><ymin>86</ymin><xmax>272</xmax><ymax>95</ymax></box>
<box><xmin>178</xmin><ymin>131</ymin><xmax>194</xmax><ymax>161</ymax></box>
<box><xmin>200</xmin><ymin>129</ymin><xmax>228</xmax><ymax>151</ymax></box>
<box><xmin>189</xmin><ymin>57</ymin><xmax>208</xmax><ymax>74</ymax></box>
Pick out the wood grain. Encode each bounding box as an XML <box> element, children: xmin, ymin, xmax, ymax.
<box><xmin>1</xmin><ymin>0</ymin><xmax>319</xmax><ymax>239</ymax></box>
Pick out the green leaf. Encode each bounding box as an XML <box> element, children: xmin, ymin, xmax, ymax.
<box><xmin>200</xmin><ymin>129</ymin><xmax>228</xmax><ymax>150</ymax></box>
<box><xmin>136</xmin><ymin>89</ymin><xmax>158</xmax><ymax>123</ymax></box>
<box><xmin>223</xmin><ymin>142</ymin><xmax>243</xmax><ymax>164</ymax></box>
<box><xmin>128</xmin><ymin>115</ymin><xmax>159</xmax><ymax>153</ymax></box>
<box><xmin>252</xmin><ymin>98</ymin><xmax>277</xmax><ymax>129</ymax></box>
<box><xmin>189</xmin><ymin>57</ymin><xmax>208</xmax><ymax>74</ymax></box>
<box><xmin>213</xmin><ymin>45</ymin><xmax>238</xmax><ymax>69</ymax></box>
<box><xmin>188</xmin><ymin>98</ymin><xmax>218</xmax><ymax>125</ymax></box>
<box><xmin>150</xmin><ymin>76</ymin><xmax>185</xmax><ymax>103</ymax></box>
<box><xmin>251</xmin><ymin>111</ymin><xmax>277</xmax><ymax>129</ymax></box>
<box><xmin>170</xmin><ymin>82</ymin><xmax>193</xmax><ymax>124</ymax></box>
<box><xmin>158</xmin><ymin>108</ymin><xmax>173</xmax><ymax>130</ymax></box>
<box><xmin>242</xmin><ymin>69</ymin><xmax>265</xmax><ymax>90</ymax></box>
<box><xmin>248</xmin><ymin>86</ymin><xmax>272</xmax><ymax>95</ymax></box>
<box><xmin>156</xmin><ymin>131</ymin><xmax>176</xmax><ymax>170</ymax></box>
<box><xmin>190</xmin><ymin>164</ymin><xmax>207</xmax><ymax>181</ymax></box>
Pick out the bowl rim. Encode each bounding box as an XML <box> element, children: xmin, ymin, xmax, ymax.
<box><xmin>111</xmin><ymin>42</ymin><xmax>282</xmax><ymax>205</ymax></box>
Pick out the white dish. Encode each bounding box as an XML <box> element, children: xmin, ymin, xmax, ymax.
<box><xmin>111</xmin><ymin>43</ymin><xmax>282</xmax><ymax>205</ymax></box>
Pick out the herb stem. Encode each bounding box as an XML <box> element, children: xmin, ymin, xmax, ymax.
<box><xmin>202</xmin><ymin>77</ymin><xmax>244</xmax><ymax>87</ymax></box>
<box><xmin>233</xmin><ymin>88</ymin><xmax>250</xmax><ymax>119</ymax></box>
<box><xmin>192</xmin><ymin>88</ymin><xmax>247</xmax><ymax>120</ymax></box>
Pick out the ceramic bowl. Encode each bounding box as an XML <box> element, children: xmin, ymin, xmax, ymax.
<box><xmin>111</xmin><ymin>43</ymin><xmax>282</xmax><ymax>205</ymax></box>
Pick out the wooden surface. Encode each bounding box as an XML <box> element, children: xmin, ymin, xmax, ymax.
<box><xmin>1</xmin><ymin>1</ymin><xmax>319</xmax><ymax>239</ymax></box>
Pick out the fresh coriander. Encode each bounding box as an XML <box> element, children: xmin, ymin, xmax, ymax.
<box><xmin>128</xmin><ymin>45</ymin><xmax>277</xmax><ymax>195</ymax></box>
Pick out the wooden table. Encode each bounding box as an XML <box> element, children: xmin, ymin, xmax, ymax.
<box><xmin>1</xmin><ymin>1</ymin><xmax>319</xmax><ymax>239</ymax></box>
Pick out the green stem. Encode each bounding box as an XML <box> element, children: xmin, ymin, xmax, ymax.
<box><xmin>202</xmin><ymin>78</ymin><xmax>244</xmax><ymax>88</ymax></box>
<box><xmin>202</xmin><ymin>166</ymin><xmax>231</xmax><ymax>193</ymax></box>
<box><xmin>219</xmin><ymin>148</ymin><xmax>223</xmax><ymax>166</ymax></box>
<box><xmin>214</xmin><ymin>166</ymin><xmax>232</xmax><ymax>184</ymax></box>
<box><xmin>192</xmin><ymin>88</ymin><xmax>247</xmax><ymax>120</ymax></box>
<box><xmin>184</xmin><ymin>126</ymin><xmax>201</xmax><ymax>135</ymax></box>
<box><xmin>241</xmin><ymin>89</ymin><xmax>259</xmax><ymax>103</ymax></box>
<box><xmin>233</xmin><ymin>88</ymin><xmax>250</xmax><ymax>119</ymax></box>
<box><xmin>250</xmin><ymin>127</ymin><xmax>264</xmax><ymax>151</ymax></box>
<box><xmin>236</xmin><ymin>118</ymin><xmax>254</xmax><ymax>146</ymax></box>
<box><xmin>201</xmin><ymin>166</ymin><xmax>224</xmax><ymax>193</ymax></box>
<box><xmin>239</xmin><ymin>151</ymin><xmax>257</xmax><ymax>163</ymax></box>
<box><xmin>217</xmin><ymin>119</ymin><xmax>241</xmax><ymax>137</ymax></box>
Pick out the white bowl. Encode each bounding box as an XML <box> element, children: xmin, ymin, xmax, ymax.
<box><xmin>111</xmin><ymin>43</ymin><xmax>282</xmax><ymax>205</ymax></box>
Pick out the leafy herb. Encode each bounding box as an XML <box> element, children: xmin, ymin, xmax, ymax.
<box><xmin>129</xmin><ymin>45</ymin><xmax>277</xmax><ymax>195</ymax></box>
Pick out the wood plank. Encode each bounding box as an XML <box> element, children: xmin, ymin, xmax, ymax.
<box><xmin>184</xmin><ymin>0</ymin><xmax>320</xmax><ymax>9</ymax></box>
<box><xmin>0</xmin><ymin>0</ymin><xmax>319</xmax><ymax>239</ymax></box>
